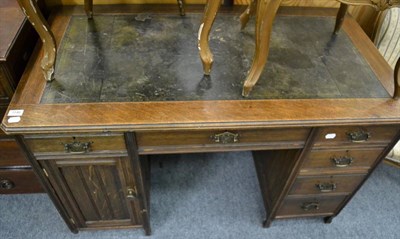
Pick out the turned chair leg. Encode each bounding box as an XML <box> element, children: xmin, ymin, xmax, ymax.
<box><xmin>84</xmin><ymin>0</ymin><xmax>93</xmax><ymax>19</ymax></box>
<box><xmin>334</xmin><ymin>3</ymin><xmax>348</xmax><ymax>34</ymax></box>
<box><xmin>177</xmin><ymin>0</ymin><xmax>185</xmax><ymax>16</ymax></box>
<box><xmin>240</xmin><ymin>0</ymin><xmax>257</xmax><ymax>30</ymax></box>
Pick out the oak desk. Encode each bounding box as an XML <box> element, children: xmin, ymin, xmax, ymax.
<box><xmin>2</xmin><ymin>6</ymin><xmax>400</xmax><ymax>236</ymax></box>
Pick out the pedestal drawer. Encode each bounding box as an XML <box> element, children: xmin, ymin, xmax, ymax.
<box><xmin>289</xmin><ymin>174</ymin><xmax>365</xmax><ymax>196</ymax></box>
<box><xmin>25</xmin><ymin>134</ymin><xmax>126</xmax><ymax>155</ymax></box>
<box><xmin>300</xmin><ymin>148</ymin><xmax>384</xmax><ymax>175</ymax></box>
<box><xmin>314</xmin><ymin>126</ymin><xmax>399</xmax><ymax>147</ymax></box>
<box><xmin>276</xmin><ymin>195</ymin><xmax>346</xmax><ymax>218</ymax></box>
<box><xmin>0</xmin><ymin>169</ymin><xmax>43</xmax><ymax>194</ymax></box>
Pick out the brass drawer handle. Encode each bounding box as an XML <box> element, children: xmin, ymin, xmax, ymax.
<box><xmin>301</xmin><ymin>202</ymin><xmax>320</xmax><ymax>211</ymax></box>
<box><xmin>0</xmin><ymin>179</ymin><xmax>15</xmax><ymax>190</ymax></box>
<box><xmin>212</xmin><ymin>132</ymin><xmax>239</xmax><ymax>144</ymax></box>
<box><xmin>316</xmin><ymin>183</ymin><xmax>337</xmax><ymax>193</ymax></box>
<box><xmin>62</xmin><ymin>139</ymin><xmax>93</xmax><ymax>153</ymax></box>
<box><xmin>126</xmin><ymin>187</ymin><xmax>137</xmax><ymax>200</ymax></box>
<box><xmin>346</xmin><ymin>130</ymin><xmax>370</xmax><ymax>142</ymax></box>
<box><xmin>331</xmin><ymin>156</ymin><xmax>353</xmax><ymax>168</ymax></box>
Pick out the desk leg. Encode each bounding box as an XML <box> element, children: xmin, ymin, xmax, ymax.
<box><xmin>84</xmin><ymin>0</ymin><xmax>93</xmax><ymax>19</ymax></box>
<box><xmin>198</xmin><ymin>0</ymin><xmax>221</xmax><ymax>75</ymax></box>
<box><xmin>17</xmin><ymin>0</ymin><xmax>56</xmax><ymax>82</ymax></box>
<box><xmin>242</xmin><ymin>0</ymin><xmax>281</xmax><ymax>97</ymax></box>
<box><xmin>240</xmin><ymin>0</ymin><xmax>257</xmax><ymax>30</ymax></box>
<box><xmin>333</xmin><ymin>3</ymin><xmax>348</xmax><ymax>34</ymax></box>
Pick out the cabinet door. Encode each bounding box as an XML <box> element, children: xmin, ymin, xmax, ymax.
<box><xmin>39</xmin><ymin>156</ymin><xmax>143</xmax><ymax>229</ymax></box>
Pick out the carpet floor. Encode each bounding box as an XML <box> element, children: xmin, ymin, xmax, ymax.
<box><xmin>0</xmin><ymin>152</ymin><xmax>399</xmax><ymax>239</ymax></box>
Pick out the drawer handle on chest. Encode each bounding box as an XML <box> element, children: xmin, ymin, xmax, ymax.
<box><xmin>63</xmin><ymin>140</ymin><xmax>93</xmax><ymax>153</ymax></box>
<box><xmin>346</xmin><ymin>130</ymin><xmax>370</xmax><ymax>142</ymax></box>
<box><xmin>332</xmin><ymin>156</ymin><xmax>353</xmax><ymax>167</ymax></box>
<box><xmin>316</xmin><ymin>183</ymin><xmax>337</xmax><ymax>193</ymax></box>
<box><xmin>0</xmin><ymin>179</ymin><xmax>15</xmax><ymax>190</ymax></box>
<box><xmin>301</xmin><ymin>202</ymin><xmax>320</xmax><ymax>211</ymax></box>
<box><xmin>126</xmin><ymin>187</ymin><xmax>137</xmax><ymax>200</ymax></box>
<box><xmin>212</xmin><ymin>132</ymin><xmax>239</xmax><ymax>144</ymax></box>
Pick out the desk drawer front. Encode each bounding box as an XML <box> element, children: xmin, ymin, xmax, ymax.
<box><xmin>276</xmin><ymin>195</ymin><xmax>346</xmax><ymax>218</ymax></box>
<box><xmin>25</xmin><ymin>134</ymin><xmax>126</xmax><ymax>155</ymax></box>
<box><xmin>137</xmin><ymin>128</ymin><xmax>310</xmax><ymax>148</ymax></box>
<box><xmin>300</xmin><ymin>148</ymin><xmax>384</xmax><ymax>173</ymax></box>
<box><xmin>0</xmin><ymin>169</ymin><xmax>43</xmax><ymax>194</ymax></box>
<box><xmin>314</xmin><ymin>126</ymin><xmax>399</xmax><ymax>146</ymax></box>
<box><xmin>289</xmin><ymin>175</ymin><xmax>365</xmax><ymax>196</ymax></box>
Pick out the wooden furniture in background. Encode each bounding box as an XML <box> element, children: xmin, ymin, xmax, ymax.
<box><xmin>198</xmin><ymin>0</ymin><xmax>400</xmax><ymax>96</ymax></box>
<box><xmin>0</xmin><ymin>0</ymin><xmax>44</xmax><ymax>194</ymax></box>
<box><xmin>2</xmin><ymin>6</ymin><xmax>399</xmax><ymax>235</ymax></box>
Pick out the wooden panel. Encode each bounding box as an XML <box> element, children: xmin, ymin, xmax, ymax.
<box><xmin>289</xmin><ymin>174</ymin><xmax>365</xmax><ymax>195</ymax></box>
<box><xmin>41</xmin><ymin>156</ymin><xmax>141</xmax><ymax>229</ymax></box>
<box><xmin>313</xmin><ymin>125</ymin><xmax>399</xmax><ymax>147</ymax></box>
<box><xmin>0</xmin><ymin>169</ymin><xmax>43</xmax><ymax>194</ymax></box>
<box><xmin>0</xmin><ymin>137</ymin><xmax>30</xmax><ymax>167</ymax></box>
<box><xmin>25</xmin><ymin>134</ymin><xmax>126</xmax><ymax>154</ymax></box>
<box><xmin>300</xmin><ymin>147</ymin><xmax>384</xmax><ymax>175</ymax></box>
<box><xmin>276</xmin><ymin>195</ymin><xmax>346</xmax><ymax>218</ymax></box>
<box><xmin>137</xmin><ymin>128</ymin><xmax>310</xmax><ymax>148</ymax></box>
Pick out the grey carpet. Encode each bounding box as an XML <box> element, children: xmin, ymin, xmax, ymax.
<box><xmin>0</xmin><ymin>152</ymin><xmax>399</xmax><ymax>239</ymax></box>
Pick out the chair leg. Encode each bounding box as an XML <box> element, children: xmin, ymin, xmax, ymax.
<box><xmin>198</xmin><ymin>0</ymin><xmax>221</xmax><ymax>75</ymax></box>
<box><xmin>84</xmin><ymin>0</ymin><xmax>93</xmax><ymax>19</ymax></box>
<box><xmin>393</xmin><ymin>57</ymin><xmax>400</xmax><ymax>99</ymax></box>
<box><xmin>242</xmin><ymin>0</ymin><xmax>281</xmax><ymax>97</ymax></box>
<box><xmin>177</xmin><ymin>0</ymin><xmax>185</xmax><ymax>16</ymax></box>
<box><xmin>240</xmin><ymin>0</ymin><xmax>257</xmax><ymax>30</ymax></box>
<box><xmin>333</xmin><ymin>3</ymin><xmax>348</xmax><ymax>34</ymax></box>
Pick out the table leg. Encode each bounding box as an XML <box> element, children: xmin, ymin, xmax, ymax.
<box><xmin>17</xmin><ymin>0</ymin><xmax>56</xmax><ymax>82</ymax></box>
<box><xmin>242</xmin><ymin>0</ymin><xmax>281</xmax><ymax>97</ymax></box>
<box><xmin>240</xmin><ymin>0</ymin><xmax>257</xmax><ymax>30</ymax></box>
<box><xmin>333</xmin><ymin>3</ymin><xmax>349</xmax><ymax>34</ymax></box>
<box><xmin>198</xmin><ymin>0</ymin><xmax>221</xmax><ymax>75</ymax></box>
<box><xmin>177</xmin><ymin>0</ymin><xmax>185</xmax><ymax>16</ymax></box>
<box><xmin>84</xmin><ymin>0</ymin><xmax>93</xmax><ymax>19</ymax></box>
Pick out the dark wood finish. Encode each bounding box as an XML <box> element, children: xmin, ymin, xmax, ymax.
<box><xmin>38</xmin><ymin>156</ymin><xmax>142</xmax><ymax>229</ymax></box>
<box><xmin>300</xmin><ymin>147</ymin><xmax>384</xmax><ymax>175</ymax></box>
<box><xmin>0</xmin><ymin>169</ymin><xmax>43</xmax><ymax>194</ymax></box>
<box><xmin>25</xmin><ymin>133</ymin><xmax>126</xmax><ymax>155</ymax></box>
<box><xmin>0</xmin><ymin>0</ymin><xmax>46</xmax><ymax>194</ymax></box>
<box><xmin>289</xmin><ymin>174</ymin><xmax>365</xmax><ymax>195</ymax></box>
<box><xmin>394</xmin><ymin>57</ymin><xmax>400</xmax><ymax>99</ymax></box>
<box><xmin>276</xmin><ymin>195</ymin><xmax>347</xmax><ymax>218</ymax></box>
<box><xmin>1</xmin><ymin>6</ymin><xmax>399</xmax><ymax>234</ymax></box>
<box><xmin>313</xmin><ymin>125</ymin><xmax>399</xmax><ymax>147</ymax></box>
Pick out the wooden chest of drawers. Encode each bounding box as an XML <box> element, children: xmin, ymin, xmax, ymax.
<box><xmin>254</xmin><ymin>125</ymin><xmax>400</xmax><ymax>227</ymax></box>
<box><xmin>0</xmin><ymin>0</ymin><xmax>45</xmax><ymax>194</ymax></box>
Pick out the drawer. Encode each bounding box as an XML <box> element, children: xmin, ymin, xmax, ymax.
<box><xmin>25</xmin><ymin>134</ymin><xmax>126</xmax><ymax>155</ymax></box>
<box><xmin>0</xmin><ymin>169</ymin><xmax>43</xmax><ymax>194</ymax></box>
<box><xmin>314</xmin><ymin>126</ymin><xmax>399</xmax><ymax>147</ymax></box>
<box><xmin>276</xmin><ymin>195</ymin><xmax>346</xmax><ymax>218</ymax></box>
<box><xmin>0</xmin><ymin>137</ymin><xmax>30</xmax><ymax>167</ymax></box>
<box><xmin>300</xmin><ymin>148</ymin><xmax>384</xmax><ymax>175</ymax></box>
<box><xmin>289</xmin><ymin>174</ymin><xmax>365</xmax><ymax>196</ymax></box>
<box><xmin>136</xmin><ymin>128</ymin><xmax>310</xmax><ymax>152</ymax></box>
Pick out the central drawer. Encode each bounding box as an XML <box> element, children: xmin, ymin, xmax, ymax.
<box><xmin>136</xmin><ymin>128</ymin><xmax>310</xmax><ymax>154</ymax></box>
<box><xmin>25</xmin><ymin>134</ymin><xmax>127</xmax><ymax>155</ymax></box>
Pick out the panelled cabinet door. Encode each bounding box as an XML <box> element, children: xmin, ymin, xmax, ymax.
<box><xmin>39</xmin><ymin>156</ymin><xmax>143</xmax><ymax>229</ymax></box>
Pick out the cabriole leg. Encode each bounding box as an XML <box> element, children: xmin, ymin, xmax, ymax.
<box><xmin>17</xmin><ymin>0</ymin><xmax>56</xmax><ymax>81</ymax></box>
<box><xmin>240</xmin><ymin>0</ymin><xmax>257</xmax><ymax>30</ymax></box>
<box><xmin>84</xmin><ymin>0</ymin><xmax>93</xmax><ymax>19</ymax></box>
<box><xmin>333</xmin><ymin>3</ymin><xmax>349</xmax><ymax>34</ymax></box>
<box><xmin>177</xmin><ymin>0</ymin><xmax>185</xmax><ymax>16</ymax></box>
<box><xmin>198</xmin><ymin>0</ymin><xmax>222</xmax><ymax>75</ymax></box>
<box><xmin>242</xmin><ymin>0</ymin><xmax>281</xmax><ymax>97</ymax></box>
